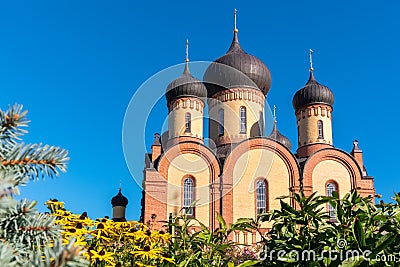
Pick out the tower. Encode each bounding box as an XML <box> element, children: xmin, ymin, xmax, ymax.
<box><xmin>111</xmin><ymin>187</ymin><xmax>128</xmax><ymax>222</ymax></box>
<box><xmin>165</xmin><ymin>40</ymin><xmax>207</xmax><ymax>147</ymax></box>
<box><xmin>204</xmin><ymin>9</ymin><xmax>272</xmax><ymax>153</ymax></box>
<box><xmin>292</xmin><ymin>50</ymin><xmax>334</xmax><ymax>158</ymax></box>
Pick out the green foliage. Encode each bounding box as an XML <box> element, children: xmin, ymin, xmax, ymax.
<box><xmin>164</xmin><ymin>210</ymin><xmax>258</xmax><ymax>267</ymax></box>
<box><xmin>238</xmin><ymin>191</ymin><xmax>400</xmax><ymax>266</ymax></box>
<box><xmin>0</xmin><ymin>104</ymin><xmax>88</xmax><ymax>267</ymax></box>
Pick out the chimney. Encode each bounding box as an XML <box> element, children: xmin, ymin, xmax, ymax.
<box><xmin>351</xmin><ymin>140</ymin><xmax>364</xmax><ymax>174</ymax></box>
<box><xmin>151</xmin><ymin>133</ymin><xmax>162</xmax><ymax>163</ymax></box>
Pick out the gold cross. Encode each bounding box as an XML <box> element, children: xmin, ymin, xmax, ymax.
<box><xmin>234</xmin><ymin>9</ymin><xmax>238</xmax><ymax>33</ymax></box>
<box><xmin>185</xmin><ymin>39</ymin><xmax>189</xmax><ymax>63</ymax></box>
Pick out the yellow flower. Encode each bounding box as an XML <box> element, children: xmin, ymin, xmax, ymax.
<box><xmin>45</xmin><ymin>199</ymin><xmax>65</xmax><ymax>212</ymax></box>
<box><xmin>131</xmin><ymin>245</ymin><xmax>162</xmax><ymax>260</ymax></box>
<box><xmin>46</xmin><ymin>199</ymin><xmax>174</xmax><ymax>266</ymax></box>
<box><xmin>90</xmin><ymin>249</ymin><xmax>114</xmax><ymax>264</ymax></box>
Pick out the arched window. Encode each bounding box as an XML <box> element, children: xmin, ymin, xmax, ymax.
<box><xmin>240</xmin><ymin>106</ymin><xmax>247</xmax><ymax>134</ymax></box>
<box><xmin>317</xmin><ymin>120</ymin><xmax>324</xmax><ymax>139</ymax></box>
<box><xmin>183</xmin><ymin>177</ymin><xmax>194</xmax><ymax>216</ymax></box>
<box><xmin>219</xmin><ymin>109</ymin><xmax>224</xmax><ymax>136</ymax></box>
<box><xmin>185</xmin><ymin>113</ymin><xmax>191</xmax><ymax>133</ymax></box>
<box><xmin>256</xmin><ymin>179</ymin><xmax>267</xmax><ymax>215</ymax></box>
<box><xmin>326</xmin><ymin>182</ymin><xmax>337</xmax><ymax>221</ymax></box>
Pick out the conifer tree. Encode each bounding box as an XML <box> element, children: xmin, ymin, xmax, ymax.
<box><xmin>0</xmin><ymin>104</ymin><xmax>88</xmax><ymax>266</ymax></box>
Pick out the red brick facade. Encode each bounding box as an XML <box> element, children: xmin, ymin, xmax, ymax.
<box><xmin>142</xmin><ymin>134</ymin><xmax>375</xmax><ymax>231</ymax></box>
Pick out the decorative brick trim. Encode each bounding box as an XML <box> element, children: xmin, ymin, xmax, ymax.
<box><xmin>295</xmin><ymin>104</ymin><xmax>332</xmax><ymax>121</ymax></box>
<box><xmin>168</xmin><ymin>97</ymin><xmax>204</xmax><ymax>113</ymax></box>
<box><xmin>166</xmin><ymin>136</ymin><xmax>204</xmax><ymax>148</ymax></box>
<box><xmin>215</xmin><ymin>134</ymin><xmax>247</xmax><ymax>147</ymax></box>
<box><xmin>208</xmin><ymin>87</ymin><xmax>265</xmax><ymax>109</ymax></box>
<box><xmin>297</xmin><ymin>143</ymin><xmax>332</xmax><ymax>158</ymax></box>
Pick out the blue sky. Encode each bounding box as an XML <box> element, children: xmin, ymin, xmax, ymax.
<box><xmin>1</xmin><ymin>1</ymin><xmax>399</xmax><ymax>220</ymax></box>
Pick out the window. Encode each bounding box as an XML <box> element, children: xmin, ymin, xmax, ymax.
<box><xmin>218</xmin><ymin>109</ymin><xmax>224</xmax><ymax>136</ymax></box>
<box><xmin>185</xmin><ymin>113</ymin><xmax>191</xmax><ymax>133</ymax></box>
<box><xmin>240</xmin><ymin>106</ymin><xmax>247</xmax><ymax>134</ymax></box>
<box><xmin>317</xmin><ymin>120</ymin><xmax>324</xmax><ymax>139</ymax></box>
<box><xmin>256</xmin><ymin>179</ymin><xmax>267</xmax><ymax>215</ymax></box>
<box><xmin>183</xmin><ymin>177</ymin><xmax>194</xmax><ymax>216</ymax></box>
<box><xmin>326</xmin><ymin>182</ymin><xmax>337</xmax><ymax>221</ymax></box>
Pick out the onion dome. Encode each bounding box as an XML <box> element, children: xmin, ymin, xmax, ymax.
<box><xmin>111</xmin><ymin>189</ymin><xmax>128</xmax><ymax>207</ymax></box>
<box><xmin>166</xmin><ymin>40</ymin><xmax>207</xmax><ymax>103</ymax></box>
<box><xmin>269</xmin><ymin>122</ymin><xmax>292</xmax><ymax>150</ymax></box>
<box><xmin>292</xmin><ymin>72</ymin><xmax>334</xmax><ymax>110</ymax></box>
<box><xmin>268</xmin><ymin>106</ymin><xmax>292</xmax><ymax>150</ymax></box>
<box><xmin>292</xmin><ymin>50</ymin><xmax>334</xmax><ymax>110</ymax></box>
<box><xmin>203</xmin><ymin>11</ymin><xmax>271</xmax><ymax>97</ymax></box>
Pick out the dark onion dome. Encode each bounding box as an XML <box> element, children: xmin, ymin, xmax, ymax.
<box><xmin>268</xmin><ymin>121</ymin><xmax>292</xmax><ymax>150</ymax></box>
<box><xmin>203</xmin><ymin>31</ymin><xmax>272</xmax><ymax>97</ymax></box>
<box><xmin>165</xmin><ymin>63</ymin><xmax>207</xmax><ymax>103</ymax></box>
<box><xmin>292</xmin><ymin>71</ymin><xmax>334</xmax><ymax>110</ymax></box>
<box><xmin>111</xmin><ymin>189</ymin><xmax>128</xmax><ymax>207</ymax></box>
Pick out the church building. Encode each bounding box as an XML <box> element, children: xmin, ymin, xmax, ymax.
<box><xmin>140</xmin><ymin>11</ymin><xmax>375</xmax><ymax>243</ymax></box>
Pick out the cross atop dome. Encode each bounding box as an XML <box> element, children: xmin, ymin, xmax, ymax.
<box><xmin>185</xmin><ymin>39</ymin><xmax>189</xmax><ymax>63</ymax></box>
<box><xmin>269</xmin><ymin>104</ymin><xmax>292</xmax><ymax>150</ymax></box>
<box><xmin>234</xmin><ymin>8</ymin><xmax>238</xmax><ymax>33</ymax></box>
<box><xmin>203</xmin><ymin>9</ymin><xmax>272</xmax><ymax>96</ymax></box>
<box><xmin>184</xmin><ymin>39</ymin><xmax>190</xmax><ymax>74</ymax></box>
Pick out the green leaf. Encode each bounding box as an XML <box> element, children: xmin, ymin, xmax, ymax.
<box><xmin>280</xmin><ymin>200</ymin><xmax>295</xmax><ymax>213</ymax></box>
<box><xmin>338</xmin><ymin>256</ymin><xmax>365</xmax><ymax>267</ymax></box>
<box><xmin>371</xmin><ymin>232</ymin><xmax>396</xmax><ymax>256</ymax></box>
<box><xmin>336</xmin><ymin>202</ymin><xmax>344</xmax><ymax>222</ymax></box>
<box><xmin>353</xmin><ymin>217</ymin><xmax>366</xmax><ymax>248</ymax></box>
<box><xmin>216</xmin><ymin>212</ymin><xmax>226</xmax><ymax>230</ymax></box>
<box><xmin>236</xmin><ymin>260</ymin><xmax>260</xmax><ymax>267</ymax></box>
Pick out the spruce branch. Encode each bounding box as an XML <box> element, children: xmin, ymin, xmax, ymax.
<box><xmin>32</xmin><ymin>239</ymin><xmax>89</xmax><ymax>267</ymax></box>
<box><xmin>1</xmin><ymin>143</ymin><xmax>69</xmax><ymax>181</ymax></box>
<box><xmin>0</xmin><ymin>104</ymin><xmax>86</xmax><ymax>266</ymax></box>
<box><xmin>0</xmin><ymin>104</ymin><xmax>29</xmax><ymax>153</ymax></box>
<box><xmin>0</xmin><ymin>242</ymin><xmax>18</xmax><ymax>266</ymax></box>
<box><xmin>0</xmin><ymin>200</ymin><xmax>61</xmax><ymax>255</ymax></box>
<box><xmin>0</xmin><ymin>170</ymin><xmax>24</xmax><ymax>199</ymax></box>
